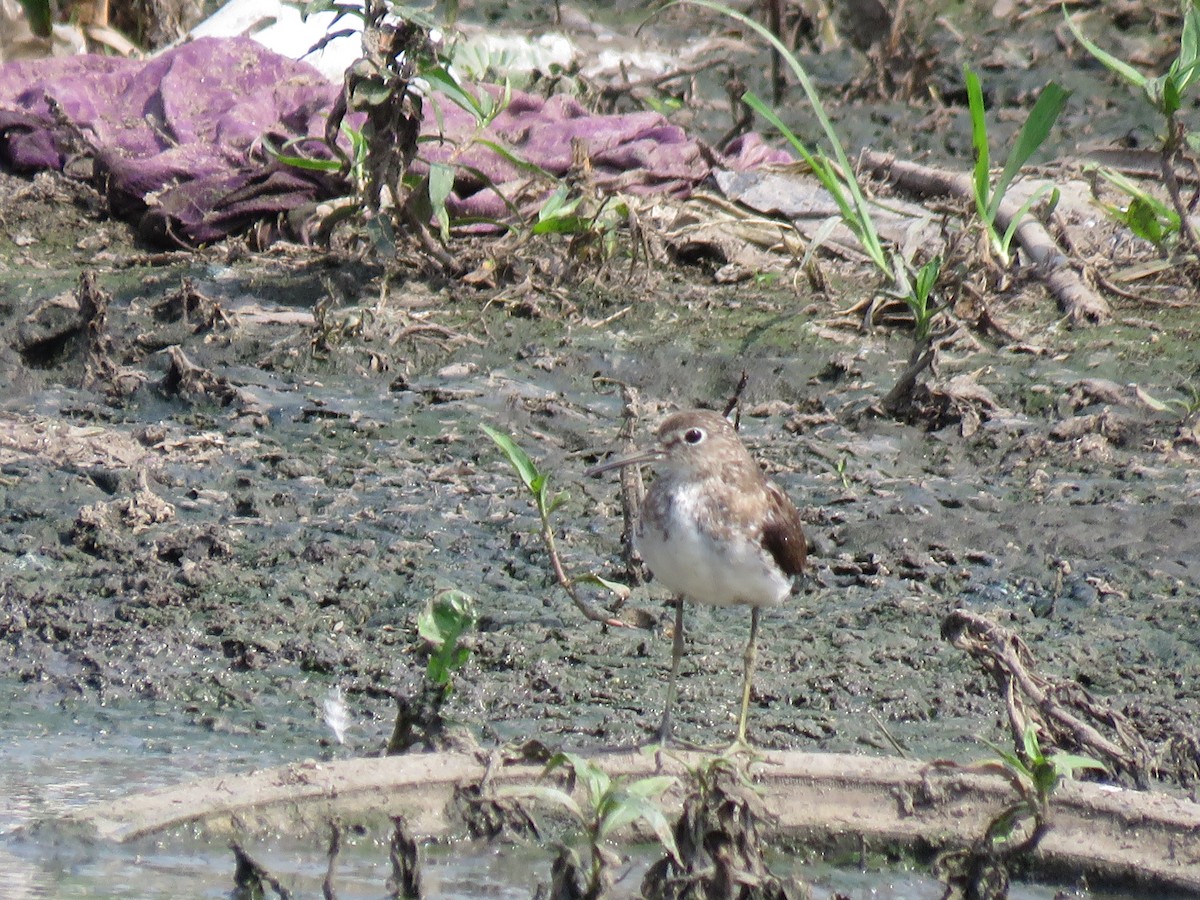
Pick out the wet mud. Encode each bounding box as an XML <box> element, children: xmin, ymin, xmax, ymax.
<box><xmin>2</xmin><ymin>169</ymin><xmax>1200</xmax><ymax>796</ymax></box>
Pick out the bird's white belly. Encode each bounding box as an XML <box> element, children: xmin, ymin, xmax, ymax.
<box><xmin>636</xmin><ymin>483</ymin><xmax>793</xmax><ymax>608</ymax></box>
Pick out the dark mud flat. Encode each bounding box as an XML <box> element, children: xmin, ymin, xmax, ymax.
<box><xmin>1</xmin><ymin>160</ymin><xmax>1200</xmax><ymax>895</ymax></box>
<box><xmin>2</xmin><ymin>169</ymin><xmax>1200</xmax><ymax>759</ymax></box>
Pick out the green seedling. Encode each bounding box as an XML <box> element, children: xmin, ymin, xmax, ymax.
<box><xmin>935</xmin><ymin>723</ymin><xmax>1106</xmax><ymax>897</ymax></box>
<box><xmin>1065</xmin><ymin>1</ymin><xmax>1200</xmax><ymax>133</ymax></box>
<box><xmin>895</xmin><ymin>253</ymin><xmax>943</xmax><ymax>344</ymax></box>
<box><xmin>964</xmin><ymin>66</ymin><xmax>1069</xmax><ymax>267</ymax></box>
<box><xmin>979</xmin><ymin>723</ymin><xmax>1106</xmax><ymax>844</ymax></box>
<box><xmin>1065</xmin><ymin>1</ymin><xmax>1200</xmax><ymax>252</ymax></box>
<box><xmin>417</xmin><ymin>589</ymin><xmax>477</xmax><ymax>691</ymax></box>
<box><xmin>481</xmin><ymin>425</ymin><xmax>629</xmax><ymax>625</ymax></box>
<box><xmin>671</xmin><ymin>1</ymin><xmax>952</xmax><ymax>414</ymax></box>
<box><xmin>501</xmin><ymin>752</ymin><xmax>679</xmax><ymax>899</ymax></box>
<box><xmin>835</xmin><ymin>455</ymin><xmax>850</xmax><ymax>489</ymax></box>
<box><xmin>1090</xmin><ymin>165</ymin><xmax>1182</xmax><ymax>247</ymax></box>
<box><xmin>387</xmin><ymin>588</ymin><xmax>478</xmax><ymax>755</ymax></box>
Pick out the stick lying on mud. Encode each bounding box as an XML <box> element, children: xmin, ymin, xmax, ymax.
<box><xmin>859</xmin><ymin>149</ymin><xmax>1111</xmax><ymax>326</ymax></box>
<box><xmin>941</xmin><ymin>608</ymin><xmax>1152</xmax><ymax>787</ymax></box>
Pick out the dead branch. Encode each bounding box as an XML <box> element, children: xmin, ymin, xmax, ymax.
<box><xmin>941</xmin><ymin>608</ymin><xmax>1153</xmax><ymax>788</ymax></box>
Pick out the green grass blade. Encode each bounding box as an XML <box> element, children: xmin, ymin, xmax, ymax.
<box><xmin>1179</xmin><ymin>1</ymin><xmax>1200</xmax><ymax>90</ymax></box>
<box><xmin>1062</xmin><ymin>6</ymin><xmax>1148</xmax><ymax>90</ymax></box>
<box><xmin>428</xmin><ymin>162</ymin><xmax>455</xmax><ymax>240</ymax></box>
<box><xmin>262</xmin><ymin>137</ymin><xmax>344</xmax><ymax>173</ymax></box>
<box><xmin>473</xmin><ymin>138</ymin><xmax>557</xmax><ymax>180</ymax></box>
<box><xmin>998</xmin><ymin>183</ymin><xmax>1058</xmax><ymax>255</ymax></box>
<box><xmin>990</xmin><ymin>82</ymin><xmax>1069</xmax><ymax>222</ymax></box>
<box><xmin>675</xmin><ymin>0</ymin><xmax>888</xmax><ymax>274</ymax></box>
<box><xmin>964</xmin><ymin>66</ymin><xmax>992</xmax><ymax>223</ymax></box>
<box><xmin>742</xmin><ymin>90</ymin><xmax>886</xmax><ymax>273</ymax></box>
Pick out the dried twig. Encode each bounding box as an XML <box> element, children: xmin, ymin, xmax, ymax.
<box><xmin>941</xmin><ymin>608</ymin><xmax>1152</xmax><ymax>787</ymax></box>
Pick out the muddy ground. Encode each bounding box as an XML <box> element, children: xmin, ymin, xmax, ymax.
<box><xmin>1</xmin><ymin>1</ymin><xmax>1200</xmax><ymax>849</ymax></box>
<box><xmin>2</xmin><ymin>164</ymin><xmax>1199</xmax><ymax>789</ymax></box>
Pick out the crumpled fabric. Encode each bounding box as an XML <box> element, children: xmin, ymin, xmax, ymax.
<box><xmin>0</xmin><ymin>35</ymin><xmax>788</xmax><ymax>247</ymax></box>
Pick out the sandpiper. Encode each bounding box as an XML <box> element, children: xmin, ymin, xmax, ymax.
<box><xmin>586</xmin><ymin>408</ymin><xmax>807</xmax><ymax>746</ymax></box>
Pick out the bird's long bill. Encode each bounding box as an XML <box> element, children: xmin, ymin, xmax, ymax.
<box><xmin>584</xmin><ymin>448</ymin><xmax>662</xmax><ymax>477</ymax></box>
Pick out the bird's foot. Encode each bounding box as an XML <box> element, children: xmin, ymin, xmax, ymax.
<box><xmin>717</xmin><ymin>735</ymin><xmax>767</xmax><ymax>764</ymax></box>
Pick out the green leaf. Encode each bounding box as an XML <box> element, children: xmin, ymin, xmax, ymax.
<box><xmin>428</xmin><ymin>162</ymin><xmax>455</xmax><ymax>241</ymax></box>
<box><xmin>1050</xmin><ymin>753</ymin><xmax>1108</xmax><ymax>777</ymax></box>
<box><xmin>417</xmin><ymin>588</ymin><xmax>477</xmax><ymax>675</ymax></box>
<box><xmin>1126</xmin><ymin>197</ymin><xmax>1167</xmax><ymax>243</ymax></box>
<box><xmin>1063</xmin><ymin>7</ymin><xmax>1148</xmax><ymax>91</ymax></box>
<box><xmin>990</xmin><ymin>82</ymin><xmax>1069</xmax><ymax>222</ymax></box>
<box><xmin>537</xmin><ymin>185</ymin><xmax>580</xmax><ymax>224</ymax></box>
<box><xmin>1021</xmin><ymin>724</ymin><xmax>1044</xmax><ymax>764</ymax></box>
<box><xmin>913</xmin><ymin>256</ymin><xmax>941</xmax><ymax>304</ymax></box>
<box><xmin>18</xmin><ymin>0</ymin><xmax>52</xmax><ymax>37</ymax></box>
<box><xmin>1172</xmin><ymin>58</ymin><xmax>1200</xmax><ymax>99</ymax></box>
<box><xmin>624</xmin><ymin>775</ymin><xmax>677</xmax><ymax>800</ymax></box>
<box><xmin>594</xmin><ymin>792</ymin><xmax>682</xmax><ymax>863</ymax></box>
<box><xmin>532</xmin><ymin>215</ymin><xmax>592</xmax><ymax>235</ymax></box>
<box><xmin>473</xmin><ymin>138</ymin><xmax>554</xmax><ymax>179</ymax></box>
<box><xmin>422</xmin><ymin>65</ymin><xmax>487</xmax><ymax>123</ymax></box>
<box><xmin>544</xmin><ymin>752</ymin><xmax>611</xmax><ymax>808</ymax></box>
<box><xmin>1178</xmin><ymin>3</ymin><xmax>1200</xmax><ymax>92</ymax></box>
<box><xmin>481</xmin><ymin>424</ymin><xmax>540</xmax><ymax>492</ymax></box>
<box><xmin>597</xmin><ymin>792</ymin><xmax>651</xmax><ymax>837</ymax></box>
<box><xmin>545</xmin><ymin>491</ymin><xmax>569</xmax><ymax>516</ymax></box>
<box><xmin>979</xmin><ymin>737</ymin><xmax>1033</xmax><ymax>780</ymax></box>
<box><xmin>1162</xmin><ymin>72</ymin><xmax>1182</xmax><ymax>117</ymax></box>
<box><xmin>964</xmin><ymin>66</ymin><xmax>992</xmax><ymax>222</ymax></box>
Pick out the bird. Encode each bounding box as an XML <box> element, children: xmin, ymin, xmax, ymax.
<box><xmin>585</xmin><ymin>408</ymin><xmax>807</xmax><ymax>747</ymax></box>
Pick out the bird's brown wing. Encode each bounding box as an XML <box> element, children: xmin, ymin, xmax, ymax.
<box><xmin>759</xmin><ymin>482</ymin><xmax>807</xmax><ymax>576</ymax></box>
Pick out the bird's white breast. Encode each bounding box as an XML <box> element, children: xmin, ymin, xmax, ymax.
<box><xmin>636</xmin><ymin>481</ymin><xmax>793</xmax><ymax>608</ymax></box>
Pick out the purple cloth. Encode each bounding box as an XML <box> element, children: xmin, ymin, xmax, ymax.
<box><xmin>0</xmin><ymin>36</ymin><xmax>789</xmax><ymax>247</ymax></box>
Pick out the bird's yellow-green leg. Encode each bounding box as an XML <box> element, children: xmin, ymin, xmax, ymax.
<box><xmin>656</xmin><ymin>597</ymin><xmax>685</xmax><ymax>745</ymax></box>
<box><xmin>733</xmin><ymin>606</ymin><xmax>762</xmax><ymax>750</ymax></box>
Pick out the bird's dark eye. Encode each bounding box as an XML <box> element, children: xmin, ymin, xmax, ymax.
<box><xmin>683</xmin><ymin>428</ymin><xmax>705</xmax><ymax>444</ymax></box>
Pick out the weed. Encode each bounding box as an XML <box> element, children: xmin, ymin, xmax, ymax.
<box><xmin>501</xmin><ymin>751</ymin><xmax>679</xmax><ymax>899</ymax></box>
<box><xmin>963</xmin><ymin>66</ymin><xmax>1069</xmax><ymax>267</ymax></box>
<box><xmin>1133</xmin><ymin>382</ymin><xmax>1200</xmax><ymax>422</ymax></box>
<box><xmin>481</xmin><ymin>425</ymin><xmax>632</xmax><ymax>626</ymax></box>
<box><xmin>1088</xmin><ymin>165</ymin><xmax>1183</xmax><ymax>249</ymax></box>
<box><xmin>1066</xmin><ymin>1</ymin><xmax>1200</xmax><ymax>254</ymax></box>
<box><xmin>934</xmin><ymin>723</ymin><xmax>1106</xmax><ymax>898</ymax></box>
<box><xmin>670</xmin><ymin>1</ymin><xmax>949</xmax><ymax>412</ymax></box>
<box><xmin>417</xmin><ymin>588</ymin><xmax>477</xmax><ymax>691</ymax></box>
<box><xmin>387</xmin><ymin>589</ymin><xmax>476</xmax><ymax>753</ymax></box>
